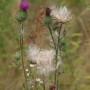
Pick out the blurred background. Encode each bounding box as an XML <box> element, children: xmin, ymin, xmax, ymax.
<box><xmin>0</xmin><ymin>0</ymin><xmax>90</xmax><ymax>90</ymax></box>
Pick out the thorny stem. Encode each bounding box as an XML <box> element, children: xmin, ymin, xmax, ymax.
<box><xmin>47</xmin><ymin>23</ymin><xmax>63</xmax><ymax>90</ymax></box>
<box><xmin>56</xmin><ymin>23</ymin><xmax>63</xmax><ymax>62</ymax></box>
<box><xmin>34</xmin><ymin>65</ymin><xmax>37</xmax><ymax>90</ymax></box>
<box><xmin>57</xmin><ymin>66</ymin><xmax>61</xmax><ymax>90</ymax></box>
<box><xmin>43</xmin><ymin>74</ymin><xmax>46</xmax><ymax>90</ymax></box>
<box><xmin>20</xmin><ymin>22</ymin><xmax>28</xmax><ymax>89</ymax></box>
<box><xmin>54</xmin><ymin>23</ymin><xmax>63</xmax><ymax>89</ymax></box>
<box><xmin>47</xmin><ymin>25</ymin><xmax>56</xmax><ymax>50</ymax></box>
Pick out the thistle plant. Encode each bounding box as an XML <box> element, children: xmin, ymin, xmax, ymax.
<box><xmin>15</xmin><ymin>1</ymin><xmax>72</xmax><ymax>89</ymax></box>
<box><xmin>44</xmin><ymin>6</ymin><xmax>72</xmax><ymax>90</ymax></box>
<box><xmin>15</xmin><ymin>0</ymin><xmax>30</xmax><ymax>89</ymax></box>
<box><xmin>28</xmin><ymin>44</ymin><xmax>61</xmax><ymax>90</ymax></box>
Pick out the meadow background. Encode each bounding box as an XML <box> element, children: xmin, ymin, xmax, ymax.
<box><xmin>0</xmin><ymin>0</ymin><xmax>90</xmax><ymax>90</ymax></box>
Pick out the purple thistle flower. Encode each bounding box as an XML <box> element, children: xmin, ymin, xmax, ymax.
<box><xmin>20</xmin><ymin>0</ymin><xmax>30</xmax><ymax>10</ymax></box>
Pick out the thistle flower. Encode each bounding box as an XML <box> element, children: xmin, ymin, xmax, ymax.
<box><xmin>20</xmin><ymin>0</ymin><xmax>30</xmax><ymax>10</ymax></box>
<box><xmin>28</xmin><ymin>44</ymin><xmax>61</xmax><ymax>76</ymax></box>
<box><xmin>51</xmin><ymin>6</ymin><xmax>72</xmax><ymax>23</ymax></box>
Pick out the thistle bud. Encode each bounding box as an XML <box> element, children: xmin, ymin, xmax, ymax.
<box><xmin>14</xmin><ymin>52</ymin><xmax>20</xmax><ymax>61</ymax></box>
<box><xmin>60</xmin><ymin>38</ymin><xmax>66</xmax><ymax>46</ymax></box>
<box><xmin>44</xmin><ymin>7</ymin><xmax>52</xmax><ymax>25</ymax></box>
<box><xmin>44</xmin><ymin>16</ymin><xmax>52</xmax><ymax>25</ymax></box>
<box><xmin>15</xmin><ymin>10</ymin><xmax>27</xmax><ymax>22</ymax></box>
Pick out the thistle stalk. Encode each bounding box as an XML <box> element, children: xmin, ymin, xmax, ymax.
<box><xmin>20</xmin><ymin>22</ymin><xmax>26</xmax><ymax>79</ymax></box>
<box><xmin>20</xmin><ymin>22</ymin><xmax>28</xmax><ymax>89</ymax></box>
<box><xmin>34</xmin><ymin>65</ymin><xmax>37</xmax><ymax>90</ymax></box>
<box><xmin>55</xmin><ymin>23</ymin><xmax>63</xmax><ymax>89</ymax></box>
<box><xmin>42</xmin><ymin>74</ymin><xmax>46</xmax><ymax>90</ymax></box>
<box><xmin>47</xmin><ymin>23</ymin><xmax>63</xmax><ymax>90</ymax></box>
<box><xmin>47</xmin><ymin>25</ymin><xmax>56</xmax><ymax>49</ymax></box>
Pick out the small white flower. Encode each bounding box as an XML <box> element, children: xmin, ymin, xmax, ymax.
<box><xmin>40</xmin><ymin>81</ymin><xmax>43</xmax><ymax>84</ymax></box>
<box><xmin>26</xmin><ymin>69</ymin><xmax>29</xmax><ymax>72</ymax></box>
<box><xmin>36</xmin><ymin>78</ymin><xmax>41</xmax><ymax>82</ymax></box>
<box><xmin>30</xmin><ymin>64</ymin><xmax>35</xmax><ymax>67</ymax></box>
<box><xmin>27</xmin><ymin>73</ymin><xmax>29</xmax><ymax>76</ymax></box>
<box><xmin>32</xmin><ymin>86</ymin><xmax>34</xmax><ymax>88</ymax></box>
<box><xmin>36</xmin><ymin>78</ymin><xmax>43</xmax><ymax>84</ymax></box>
<box><xmin>51</xmin><ymin>6</ymin><xmax>72</xmax><ymax>23</ymax></box>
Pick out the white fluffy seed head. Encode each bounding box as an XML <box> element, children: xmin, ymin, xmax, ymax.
<box><xmin>28</xmin><ymin>44</ymin><xmax>61</xmax><ymax>76</ymax></box>
<box><xmin>28</xmin><ymin>44</ymin><xmax>40</xmax><ymax>63</ymax></box>
<box><xmin>51</xmin><ymin>6</ymin><xmax>72</xmax><ymax>23</ymax></box>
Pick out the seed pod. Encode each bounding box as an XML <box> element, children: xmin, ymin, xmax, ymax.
<box><xmin>14</xmin><ymin>52</ymin><xmax>20</xmax><ymax>61</ymax></box>
<box><xmin>15</xmin><ymin>10</ymin><xmax>27</xmax><ymax>22</ymax></box>
<box><xmin>60</xmin><ymin>38</ymin><xmax>66</xmax><ymax>46</ymax></box>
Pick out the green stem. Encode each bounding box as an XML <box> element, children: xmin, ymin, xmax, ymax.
<box><xmin>20</xmin><ymin>22</ymin><xmax>28</xmax><ymax>90</ymax></box>
<box><xmin>34</xmin><ymin>66</ymin><xmax>37</xmax><ymax>90</ymax></box>
<box><xmin>47</xmin><ymin>23</ymin><xmax>63</xmax><ymax>90</ymax></box>
<box><xmin>47</xmin><ymin>25</ymin><xmax>56</xmax><ymax>50</ymax></box>
<box><xmin>56</xmin><ymin>23</ymin><xmax>63</xmax><ymax>62</ymax></box>
<box><xmin>43</xmin><ymin>75</ymin><xmax>46</xmax><ymax>90</ymax></box>
<box><xmin>20</xmin><ymin>22</ymin><xmax>26</xmax><ymax>79</ymax></box>
<box><xmin>54</xmin><ymin>23</ymin><xmax>63</xmax><ymax>88</ymax></box>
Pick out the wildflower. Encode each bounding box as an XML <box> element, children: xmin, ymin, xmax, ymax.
<box><xmin>51</xmin><ymin>6</ymin><xmax>72</xmax><ymax>23</ymax></box>
<box><xmin>30</xmin><ymin>64</ymin><xmax>35</xmax><ymax>67</ymax></box>
<box><xmin>26</xmin><ymin>69</ymin><xmax>29</xmax><ymax>72</ymax></box>
<box><xmin>36</xmin><ymin>78</ymin><xmax>43</xmax><ymax>84</ymax></box>
<box><xmin>32</xmin><ymin>86</ymin><xmax>34</xmax><ymax>88</ymax></box>
<box><xmin>40</xmin><ymin>81</ymin><xmax>43</xmax><ymax>84</ymax></box>
<box><xmin>15</xmin><ymin>0</ymin><xmax>29</xmax><ymax>22</ymax></box>
<box><xmin>36</xmin><ymin>78</ymin><xmax>41</xmax><ymax>82</ymax></box>
<box><xmin>20</xmin><ymin>0</ymin><xmax>30</xmax><ymax>10</ymax></box>
<box><xmin>27</xmin><ymin>73</ymin><xmax>29</xmax><ymax>76</ymax></box>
